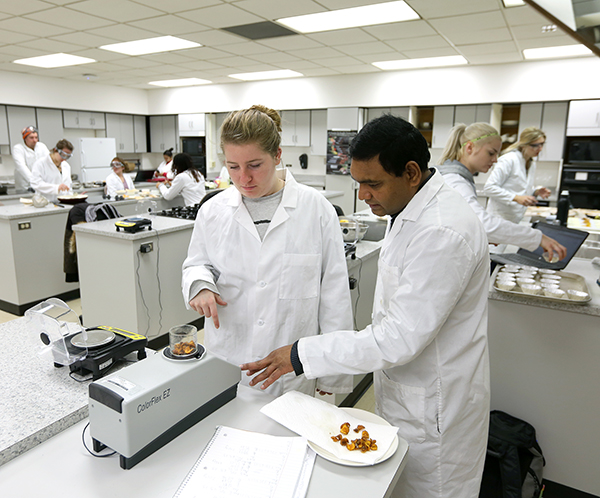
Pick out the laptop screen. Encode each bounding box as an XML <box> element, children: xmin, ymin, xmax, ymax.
<box><xmin>521</xmin><ymin>222</ymin><xmax>589</xmax><ymax>263</ymax></box>
<box><xmin>134</xmin><ymin>169</ymin><xmax>154</xmax><ymax>182</ymax></box>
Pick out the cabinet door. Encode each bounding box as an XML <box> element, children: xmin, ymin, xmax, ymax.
<box><xmin>539</xmin><ymin>102</ymin><xmax>568</xmax><ymax>162</ymax></box>
<box><xmin>7</xmin><ymin>106</ymin><xmax>37</xmax><ymax>148</ymax></box>
<box><xmin>475</xmin><ymin>104</ymin><xmax>492</xmax><ymax>123</ymax></box>
<box><xmin>280</xmin><ymin>111</ymin><xmax>295</xmax><ymax>146</ymax></box>
<box><xmin>161</xmin><ymin>115</ymin><xmax>178</xmax><ymax>153</ymax></box>
<box><xmin>150</xmin><ymin>115</ymin><xmax>163</xmax><ymax>152</ymax></box>
<box><xmin>105</xmin><ymin>113</ymin><xmax>121</xmax><ymax>148</ymax></box>
<box><xmin>310</xmin><ymin>109</ymin><xmax>327</xmax><ymax>156</ymax></box>
<box><xmin>454</xmin><ymin>105</ymin><xmax>476</xmax><ymax>125</ymax></box>
<box><xmin>327</xmin><ymin>108</ymin><xmax>360</xmax><ymax>131</ymax></box>
<box><xmin>431</xmin><ymin>106</ymin><xmax>455</xmax><ymax>148</ymax></box>
<box><xmin>294</xmin><ymin>110</ymin><xmax>310</xmax><ymax>146</ymax></box>
<box><xmin>119</xmin><ymin>114</ymin><xmax>135</xmax><ymax>153</ymax></box>
<box><xmin>36</xmin><ymin>108</ymin><xmax>63</xmax><ymax>148</ymax></box>
<box><xmin>367</xmin><ymin>108</ymin><xmax>391</xmax><ymax>121</ymax></box>
<box><xmin>90</xmin><ymin>112</ymin><xmax>105</xmax><ymax>130</ymax></box>
<box><xmin>518</xmin><ymin>103</ymin><xmax>543</xmax><ymax>136</ymax></box>
<box><xmin>63</xmin><ymin>110</ymin><xmax>80</xmax><ymax>128</ymax></box>
<box><xmin>0</xmin><ymin>105</ymin><xmax>10</xmax><ymax>145</ymax></box>
<box><xmin>134</xmin><ymin>115</ymin><xmax>147</xmax><ymax>153</ymax></box>
<box><xmin>567</xmin><ymin>100</ymin><xmax>600</xmax><ymax>129</ymax></box>
<box><xmin>390</xmin><ymin>107</ymin><xmax>410</xmax><ymax>120</ymax></box>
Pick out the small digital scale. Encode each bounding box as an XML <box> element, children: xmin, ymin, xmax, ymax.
<box><xmin>115</xmin><ymin>217</ymin><xmax>152</xmax><ymax>233</ymax></box>
<box><xmin>59</xmin><ymin>326</ymin><xmax>147</xmax><ymax>380</ymax></box>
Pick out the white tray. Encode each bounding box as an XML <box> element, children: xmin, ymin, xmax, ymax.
<box><xmin>494</xmin><ymin>269</ymin><xmax>591</xmax><ymax>304</ymax></box>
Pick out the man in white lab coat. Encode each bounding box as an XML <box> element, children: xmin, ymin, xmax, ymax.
<box><xmin>242</xmin><ymin>115</ymin><xmax>491</xmax><ymax>498</ymax></box>
<box><xmin>12</xmin><ymin>126</ymin><xmax>49</xmax><ymax>192</ymax></box>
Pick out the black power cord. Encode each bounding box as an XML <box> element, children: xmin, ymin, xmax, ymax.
<box><xmin>81</xmin><ymin>422</ymin><xmax>116</xmax><ymax>458</ymax></box>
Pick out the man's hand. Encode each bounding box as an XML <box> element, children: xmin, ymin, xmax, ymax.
<box><xmin>534</xmin><ymin>187</ymin><xmax>551</xmax><ymax>199</ymax></box>
<box><xmin>189</xmin><ymin>289</ymin><xmax>227</xmax><ymax>329</ymax></box>
<box><xmin>514</xmin><ymin>194</ymin><xmax>537</xmax><ymax>206</ymax></box>
<box><xmin>58</xmin><ymin>183</ymin><xmax>70</xmax><ymax>192</ymax></box>
<box><xmin>240</xmin><ymin>345</ymin><xmax>294</xmax><ymax>391</ymax></box>
<box><xmin>540</xmin><ymin>235</ymin><xmax>568</xmax><ymax>262</ymax></box>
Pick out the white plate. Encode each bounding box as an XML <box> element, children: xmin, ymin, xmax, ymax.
<box><xmin>307</xmin><ymin>407</ymin><xmax>398</xmax><ymax>467</ymax></box>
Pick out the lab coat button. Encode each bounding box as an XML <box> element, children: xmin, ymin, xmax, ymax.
<box><xmin>259</xmin><ymin>281</ymin><xmax>266</xmax><ymax>288</ymax></box>
<box><xmin>258</xmin><ymin>319</ymin><xmax>264</xmax><ymax>326</ymax></box>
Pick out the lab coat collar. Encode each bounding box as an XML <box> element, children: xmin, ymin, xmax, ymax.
<box><xmin>395</xmin><ymin>168</ymin><xmax>443</xmax><ymax>224</ymax></box>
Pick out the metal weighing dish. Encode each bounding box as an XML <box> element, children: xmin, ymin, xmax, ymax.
<box><xmin>494</xmin><ymin>269</ymin><xmax>591</xmax><ymax>304</ymax></box>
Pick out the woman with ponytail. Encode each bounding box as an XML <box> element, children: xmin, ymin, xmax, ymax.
<box><xmin>438</xmin><ymin>123</ymin><xmax>565</xmax><ymax>260</ymax></box>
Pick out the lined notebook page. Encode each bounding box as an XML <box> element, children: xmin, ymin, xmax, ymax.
<box><xmin>173</xmin><ymin>426</ymin><xmax>312</xmax><ymax>498</ymax></box>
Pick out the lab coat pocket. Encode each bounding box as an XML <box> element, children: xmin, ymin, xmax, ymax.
<box><xmin>278</xmin><ymin>254</ymin><xmax>320</xmax><ymax>299</ymax></box>
<box><xmin>378</xmin><ymin>260</ymin><xmax>400</xmax><ymax>310</ymax></box>
<box><xmin>375</xmin><ymin>370</ymin><xmax>426</xmax><ymax>443</ymax></box>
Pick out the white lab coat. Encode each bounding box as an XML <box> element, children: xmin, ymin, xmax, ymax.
<box><xmin>299</xmin><ymin>171</ymin><xmax>490</xmax><ymax>498</ymax></box>
<box><xmin>156</xmin><ymin>160</ymin><xmax>174</xmax><ymax>180</ymax></box>
<box><xmin>105</xmin><ymin>171</ymin><xmax>134</xmax><ymax>198</ymax></box>
<box><xmin>182</xmin><ymin>169</ymin><xmax>353</xmax><ymax>397</ymax></box>
<box><xmin>30</xmin><ymin>154</ymin><xmax>72</xmax><ymax>201</ymax></box>
<box><xmin>439</xmin><ymin>160</ymin><xmax>542</xmax><ymax>251</ymax></box>
<box><xmin>483</xmin><ymin>150</ymin><xmax>537</xmax><ymax>223</ymax></box>
<box><xmin>12</xmin><ymin>142</ymin><xmax>50</xmax><ymax>191</ymax></box>
<box><xmin>158</xmin><ymin>170</ymin><xmax>206</xmax><ymax>206</ymax></box>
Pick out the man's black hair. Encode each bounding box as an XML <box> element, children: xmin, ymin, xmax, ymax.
<box><xmin>349</xmin><ymin>114</ymin><xmax>430</xmax><ymax>176</ymax></box>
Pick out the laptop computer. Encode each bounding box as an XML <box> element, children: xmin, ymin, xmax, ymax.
<box><xmin>490</xmin><ymin>221</ymin><xmax>589</xmax><ymax>270</ymax></box>
<box><xmin>134</xmin><ymin>169</ymin><xmax>155</xmax><ymax>182</ymax></box>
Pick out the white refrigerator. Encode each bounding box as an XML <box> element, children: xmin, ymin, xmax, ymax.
<box><xmin>78</xmin><ymin>138</ymin><xmax>117</xmax><ymax>183</ymax></box>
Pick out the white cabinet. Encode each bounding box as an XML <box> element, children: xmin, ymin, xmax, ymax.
<box><xmin>567</xmin><ymin>100</ymin><xmax>600</xmax><ymax>136</ymax></box>
<box><xmin>63</xmin><ymin>110</ymin><xmax>105</xmax><ymax>129</ymax></box>
<box><xmin>431</xmin><ymin>106</ymin><xmax>455</xmax><ymax>148</ymax></box>
<box><xmin>327</xmin><ymin>107</ymin><xmax>362</xmax><ymax>131</ymax></box>
<box><xmin>106</xmin><ymin>113</ymin><xmax>134</xmax><ymax>153</ymax></box>
<box><xmin>7</xmin><ymin>106</ymin><xmax>36</xmax><ymax>148</ymax></box>
<box><xmin>310</xmin><ymin>109</ymin><xmax>327</xmax><ymax>156</ymax></box>
<box><xmin>539</xmin><ymin>102</ymin><xmax>568</xmax><ymax>162</ymax></box>
<box><xmin>150</xmin><ymin>115</ymin><xmax>178</xmax><ymax>153</ymax></box>
<box><xmin>454</xmin><ymin>104</ymin><xmax>492</xmax><ymax>125</ymax></box>
<box><xmin>178</xmin><ymin>113</ymin><xmax>205</xmax><ymax>136</ymax></box>
<box><xmin>0</xmin><ymin>105</ymin><xmax>9</xmax><ymax>145</ymax></box>
<box><xmin>367</xmin><ymin>107</ymin><xmax>410</xmax><ymax>122</ymax></box>
<box><xmin>133</xmin><ymin>115</ymin><xmax>147</xmax><ymax>153</ymax></box>
<box><xmin>518</xmin><ymin>103</ymin><xmax>543</xmax><ymax>135</ymax></box>
<box><xmin>281</xmin><ymin>110</ymin><xmax>310</xmax><ymax>146</ymax></box>
<box><xmin>36</xmin><ymin>108</ymin><xmax>63</xmax><ymax>148</ymax></box>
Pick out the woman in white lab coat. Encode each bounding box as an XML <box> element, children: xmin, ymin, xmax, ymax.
<box><xmin>483</xmin><ymin>127</ymin><xmax>550</xmax><ymax>223</ymax></box>
<box><xmin>438</xmin><ymin>123</ymin><xmax>566</xmax><ymax>260</ymax></box>
<box><xmin>158</xmin><ymin>153</ymin><xmax>205</xmax><ymax>206</ymax></box>
<box><xmin>154</xmin><ymin>148</ymin><xmax>174</xmax><ymax>180</ymax></box>
<box><xmin>182</xmin><ymin>105</ymin><xmax>353</xmax><ymax>397</ymax></box>
<box><xmin>105</xmin><ymin>157</ymin><xmax>134</xmax><ymax>198</ymax></box>
<box><xmin>30</xmin><ymin>139</ymin><xmax>73</xmax><ymax>201</ymax></box>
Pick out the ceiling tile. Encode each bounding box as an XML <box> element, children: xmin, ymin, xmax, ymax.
<box><xmin>363</xmin><ymin>20</ymin><xmax>437</xmax><ymax>40</ymax></box>
<box><xmin>354</xmin><ymin>51</ymin><xmax>408</xmax><ymax>63</ymax></box>
<box><xmin>518</xmin><ymin>35</ymin><xmax>582</xmax><ymax>49</ymax></box>
<box><xmin>68</xmin><ymin>0</ymin><xmax>165</xmax><ymax>23</ymax></box>
<box><xmin>70</xmin><ymin>48</ymin><xmax>133</xmax><ymax>62</ymax></box>
<box><xmin>217</xmin><ymin>41</ymin><xmax>276</xmax><ymax>56</ymax></box>
<box><xmin>406</xmin><ymin>0</ymin><xmax>499</xmax><ymax>19</ymax></box>
<box><xmin>174</xmin><ymin>46</ymin><xmax>235</xmax><ymax>60</ymax></box>
<box><xmin>312</xmin><ymin>55</ymin><xmax>363</xmax><ymax>67</ymax></box>
<box><xmin>0</xmin><ymin>30</ymin><xmax>36</xmax><ymax>44</ymax></box>
<box><xmin>250</xmin><ymin>51</ymin><xmax>301</xmax><ymax>64</ymax></box>
<box><xmin>183</xmin><ymin>4</ymin><xmax>264</xmax><ymax>29</ymax></box>
<box><xmin>257</xmin><ymin>35</ymin><xmax>323</xmax><ymax>51</ymax></box>
<box><xmin>386</xmin><ymin>35</ymin><xmax>451</xmax><ymax>52</ymax></box>
<box><xmin>457</xmin><ymin>41</ymin><xmax>519</xmax><ymax>56</ymax></box>
<box><xmin>333</xmin><ymin>64</ymin><xmax>380</xmax><ymax>74</ymax></box>
<box><xmin>510</xmin><ymin>24</ymin><xmax>570</xmax><ymax>41</ymax></box>
<box><xmin>182</xmin><ymin>29</ymin><xmax>245</xmax><ymax>46</ymax></box>
<box><xmin>306</xmin><ymin>28</ymin><xmax>378</xmax><ymax>45</ymax></box>
<box><xmin>128</xmin><ymin>0</ymin><xmax>221</xmax><ymax>14</ymax></box>
<box><xmin>17</xmin><ymin>38</ymin><xmax>87</xmax><ymax>53</ymax></box>
<box><xmin>276</xmin><ymin>60</ymin><xmax>324</xmax><ymax>70</ymax></box>
<box><xmin>86</xmin><ymin>24</ymin><xmax>157</xmax><ymax>42</ymax></box>
<box><xmin>0</xmin><ymin>0</ymin><xmax>55</xmax><ymax>16</ymax></box>
<box><xmin>232</xmin><ymin>0</ymin><xmax>326</xmax><ymax>18</ymax></box>
<box><xmin>430</xmin><ymin>11</ymin><xmax>507</xmax><ymax>35</ymax></box>
<box><xmin>444</xmin><ymin>27</ymin><xmax>513</xmax><ymax>46</ymax></box>
<box><xmin>286</xmin><ymin>46</ymin><xmax>346</xmax><ymax>60</ymax></box>
<box><xmin>0</xmin><ymin>45</ymin><xmax>50</xmax><ymax>58</ymax></box>
<box><xmin>502</xmin><ymin>5</ymin><xmax>550</xmax><ymax>26</ymax></box>
<box><xmin>400</xmin><ymin>46</ymin><xmax>459</xmax><ymax>58</ymax></box>
<box><xmin>180</xmin><ymin>60</ymin><xmax>226</xmax><ymax>71</ymax></box>
<box><xmin>127</xmin><ymin>15</ymin><xmax>207</xmax><ymax>35</ymax></box>
<box><xmin>26</xmin><ymin>6</ymin><xmax>116</xmax><ymax>29</ymax></box>
<box><xmin>316</xmin><ymin>0</ymin><xmax>385</xmax><ymax>9</ymax></box>
<box><xmin>213</xmin><ymin>55</ymin><xmax>267</xmax><ymax>67</ymax></box>
<box><xmin>298</xmin><ymin>67</ymin><xmax>342</xmax><ymax>77</ymax></box>
<box><xmin>466</xmin><ymin>53</ymin><xmax>523</xmax><ymax>65</ymax></box>
<box><xmin>137</xmin><ymin>52</ymin><xmax>195</xmax><ymax>64</ymax></box>
<box><xmin>335</xmin><ymin>41</ymin><xmax>398</xmax><ymax>56</ymax></box>
<box><xmin>0</xmin><ymin>16</ymin><xmax>72</xmax><ymax>37</ymax></box>
<box><xmin>50</xmin><ymin>31</ymin><xmax>120</xmax><ymax>47</ymax></box>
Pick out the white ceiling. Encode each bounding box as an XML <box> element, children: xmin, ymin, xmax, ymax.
<box><xmin>0</xmin><ymin>0</ymin><xmax>579</xmax><ymax>89</ymax></box>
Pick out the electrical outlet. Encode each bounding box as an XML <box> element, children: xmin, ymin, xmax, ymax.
<box><xmin>286</xmin><ymin>164</ymin><xmax>292</xmax><ymax>167</ymax></box>
<box><xmin>140</xmin><ymin>242</ymin><xmax>153</xmax><ymax>253</ymax></box>
<box><xmin>18</xmin><ymin>222</ymin><xmax>31</xmax><ymax>230</ymax></box>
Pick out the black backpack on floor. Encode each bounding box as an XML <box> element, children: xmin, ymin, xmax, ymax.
<box><xmin>479</xmin><ymin>410</ymin><xmax>545</xmax><ymax>498</ymax></box>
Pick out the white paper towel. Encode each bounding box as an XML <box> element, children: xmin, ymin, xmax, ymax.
<box><xmin>260</xmin><ymin>391</ymin><xmax>399</xmax><ymax>465</ymax></box>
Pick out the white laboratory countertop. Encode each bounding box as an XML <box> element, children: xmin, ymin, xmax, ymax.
<box><xmin>73</xmin><ymin>213</ymin><xmax>194</xmax><ymax>240</ymax></box>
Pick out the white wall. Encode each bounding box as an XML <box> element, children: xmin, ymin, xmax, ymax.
<box><xmin>0</xmin><ymin>71</ymin><xmax>148</xmax><ymax>114</ymax></box>
<box><xmin>146</xmin><ymin>57</ymin><xmax>600</xmax><ymax>114</ymax></box>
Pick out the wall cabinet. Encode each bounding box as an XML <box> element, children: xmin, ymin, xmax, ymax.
<box><xmin>281</xmin><ymin>110</ymin><xmax>310</xmax><ymax>146</ymax></box>
<box><xmin>133</xmin><ymin>115</ymin><xmax>147</xmax><ymax>153</ymax></box>
<box><xmin>7</xmin><ymin>106</ymin><xmax>37</xmax><ymax>148</ymax></box>
<box><xmin>178</xmin><ymin>113</ymin><xmax>205</xmax><ymax>136</ymax></box>
<box><xmin>517</xmin><ymin>102</ymin><xmax>567</xmax><ymax>161</ymax></box>
<box><xmin>431</xmin><ymin>106</ymin><xmax>455</xmax><ymax>148</ymax></box>
<box><xmin>454</xmin><ymin>104</ymin><xmax>492</xmax><ymax>126</ymax></box>
<box><xmin>566</xmin><ymin>100</ymin><xmax>600</xmax><ymax>136</ymax></box>
<box><xmin>63</xmin><ymin>110</ymin><xmax>105</xmax><ymax>130</ymax></box>
<box><xmin>106</xmin><ymin>113</ymin><xmax>135</xmax><ymax>153</ymax></box>
<box><xmin>367</xmin><ymin>107</ymin><xmax>410</xmax><ymax>122</ymax></box>
<box><xmin>150</xmin><ymin>115</ymin><xmax>178</xmax><ymax>153</ymax></box>
<box><xmin>310</xmin><ymin>109</ymin><xmax>327</xmax><ymax>156</ymax></box>
<box><xmin>327</xmin><ymin>107</ymin><xmax>362</xmax><ymax>131</ymax></box>
<box><xmin>36</xmin><ymin>108</ymin><xmax>63</xmax><ymax>149</ymax></box>
<box><xmin>0</xmin><ymin>105</ymin><xmax>9</xmax><ymax>145</ymax></box>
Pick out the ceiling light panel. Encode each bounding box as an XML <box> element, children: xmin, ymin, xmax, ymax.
<box><xmin>100</xmin><ymin>36</ymin><xmax>200</xmax><ymax>56</ymax></box>
<box><xmin>229</xmin><ymin>69</ymin><xmax>303</xmax><ymax>81</ymax></box>
<box><xmin>148</xmin><ymin>78</ymin><xmax>212</xmax><ymax>87</ymax></box>
<box><xmin>373</xmin><ymin>55</ymin><xmax>468</xmax><ymax>70</ymax></box>
<box><xmin>523</xmin><ymin>44</ymin><xmax>593</xmax><ymax>59</ymax></box>
<box><xmin>277</xmin><ymin>1</ymin><xmax>420</xmax><ymax>34</ymax></box>
<box><xmin>13</xmin><ymin>53</ymin><xmax>96</xmax><ymax>68</ymax></box>
<box><xmin>503</xmin><ymin>0</ymin><xmax>526</xmax><ymax>6</ymax></box>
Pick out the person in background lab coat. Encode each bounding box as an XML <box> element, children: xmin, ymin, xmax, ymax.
<box><xmin>30</xmin><ymin>139</ymin><xmax>73</xmax><ymax>201</ymax></box>
<box><xmin>12</xmin><ymin>126</ymin><xmax>49</xmax><ymax>192</ymax></box>
<box><xmin>438</xmin><ymin>123</ymin><xmax>566</xmax><ymax>261</ymax></box>
<box><xmin>157</xmin><ymin>152</ymin><xmax>205</xmax><ymax>206</ymax></box>
<box><xmin>182</xmin><ymin>105</ymin><xmax>353</xmax><ymax>398</ymax></box>
<box><xmin>105</xmin><ymin>156</ymin><xmax>134</xmax><ymax>198</ymax></box>
<box><xmin>154</xmin><ymin>148</ymin><xmax>174</xmax><ymax>180</ymax></box>
<box><xmin>483</xmin><ymin>127</ymin><xmax>550</xmax><ymax>223</ymax></box>
<box><xmin>241</xmin><ymin>115</ymin><xmax>491</xmax><ymax>498</ymax></box>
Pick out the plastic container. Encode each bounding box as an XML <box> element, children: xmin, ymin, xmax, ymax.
<box><xmin>567</xmin><ymin>289</ymin><xmax>589</xmax><ymax>301</ymax></box>
<box><xmin>544</xmin><ymin>288</ymin><xmax>566</xmax><ymax>298</ymax></box>
<box><xmin>521</xmin><ymin>284</ymin><xmax>542</xmax><ymax>295</ymax></box>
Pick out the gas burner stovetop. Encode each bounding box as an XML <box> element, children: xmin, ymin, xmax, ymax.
<box><xmin>155</xmin><ymin>204</ymin><xmax>201</xmax><ymax>220</ymax></box>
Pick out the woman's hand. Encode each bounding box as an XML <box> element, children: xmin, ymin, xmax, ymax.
<box><xmin>58</xmin><ymin>183</ymin><xmax>70</xmax><ymax>192</ymax></box>
<box><xmin>534</xmin><ymin>187</ymin><xmax>551</xmax><ymax>199</ymax></box>
<box><xmin>540</xmin><ymin>235</ymin><xmax>568</xmax><ymax>262</ymax></box>
<box><xmin>189</xmin><ymin>289</ymin><xmax>227</xmax><ymax>329</ymax></box>
<box><xmin>513</xmin><ymin>194</ymin><xmax>538</xmax><ymax>206</ymax></box>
